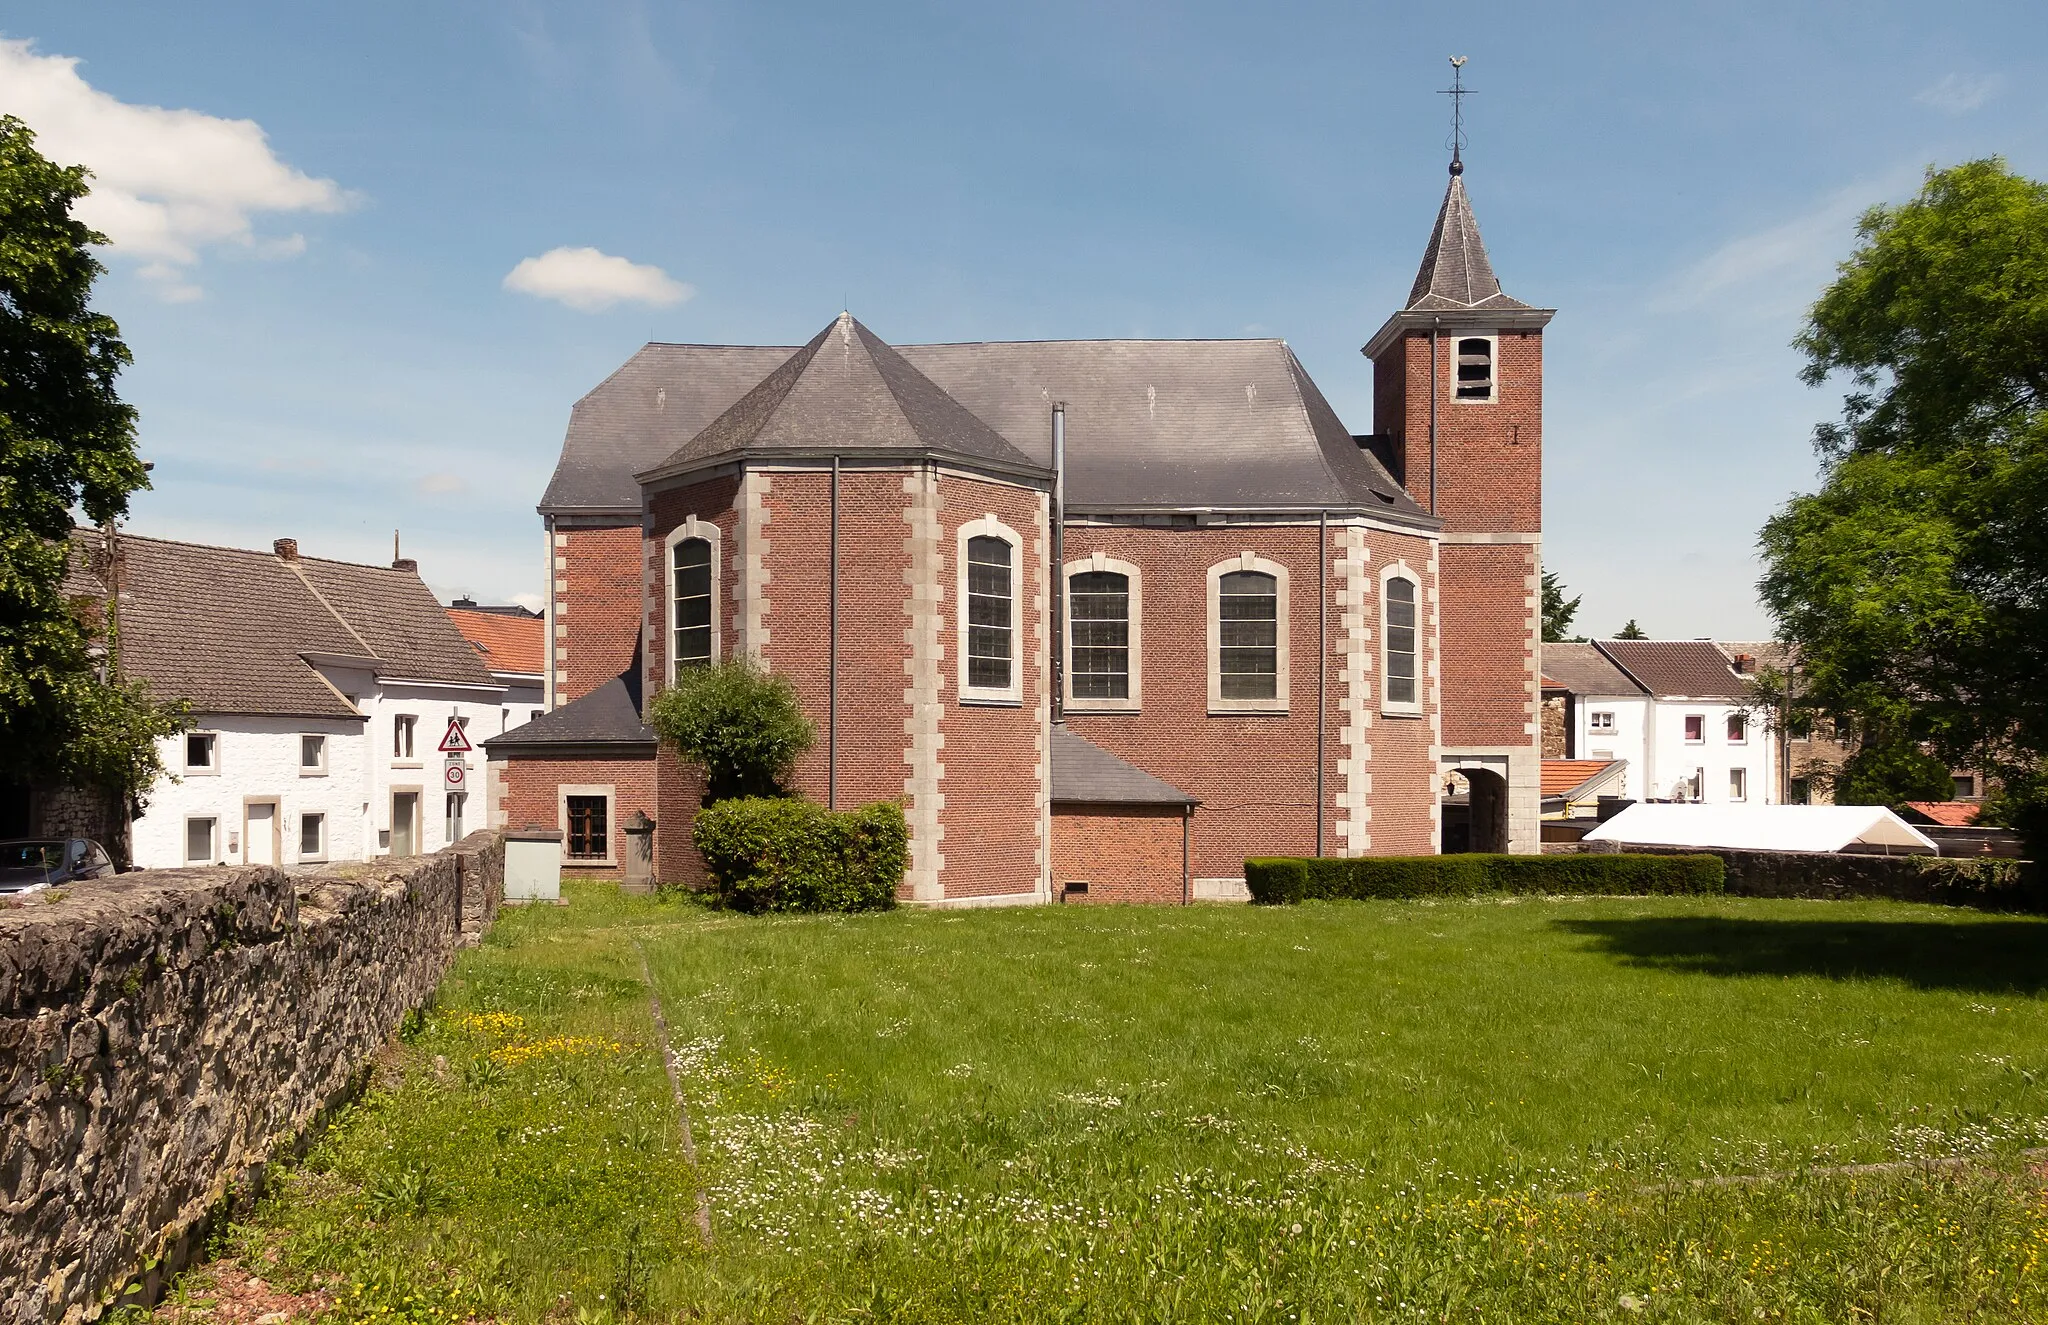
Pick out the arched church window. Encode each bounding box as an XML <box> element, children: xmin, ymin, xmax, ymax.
<box><xmin>966</xmin><ymin>534</ymin><xmax>1014</xmax><ymax>691</ymax></box>
<box><xmin>1069</xmin><ymin>570</ymin><xmax>1130</xmax><ymax>701</ymax></box>
<box><xmin>672</xmin><ymin>537</ymin><xmax>713</xmax><ymax>670</ymax></box>
<box><xmin>1218</xmin><ymin>571</ymin><xmax>1279</xmax><ymax>700</ymax></box>
<box><xmin>1455</xmin><ymin>336</ymin><xmax>1495</xmax><ymax>402</ymax></box>
<box><xmin>1383</xmin><ymin>573</ymin><xmax>1420</xmax><ymax>712</ymax></box>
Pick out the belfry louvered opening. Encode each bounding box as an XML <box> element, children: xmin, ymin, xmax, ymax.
<box><xmin>1454</xmin><ymin>335</ymin><xmax>1495</xmax><ymax>402</ymax></box>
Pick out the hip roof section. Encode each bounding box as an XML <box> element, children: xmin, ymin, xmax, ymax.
<box><xmin>543</xmin><ymin>323</ymin><xmax>1430</xmax><ymax>523</ymax></box>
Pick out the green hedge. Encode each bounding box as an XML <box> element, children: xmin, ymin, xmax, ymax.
<box><xmin>1244</xmin><ymin>852</ymin><xmax>1725</xmax><ymax>904</ymax></box>
<box><xmin>692</xmin><ymin>798</ymin><xmax>907</xmax><ymax>913</ymax></box>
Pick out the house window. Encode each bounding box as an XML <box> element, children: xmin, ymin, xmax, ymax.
<box><xmin>185</xmin><ymin>817</ymin><xmax>218</xmax><ymax>865</ymax></box>
<box><xmin>1454</xmin><ymin>335</ymin><xmax>1496</xmax><ymax>402</ymax></box>
<box><xmin>1726</xmin><ymin>714</ymin><xmax>1748</xmax><ymax>744</ymax></box>
<box><xmin>566</xmin><ymin>794</ymin><xmax>609</xmax><ymax>860</ymax></box>
<box><xmin>1690</xmin><ymin>768</ymin><xmax>1705</xmax><ymax>801</ymax></box>
<box><xmin>1953</xmin><ymin>774</ymin><xmax>1977</xmax><ymax>799</ymax></box>
<box><xmin>184</xmin><ymin>732</ymin><xmax>218</xmax><ymax>774</ymax></box>
<box><xmin>1789</xmin><ymin>776</ymin><xmax>1810</xmax><ymax>804</ymax></box>
<box><xmin>1683</xmin><ymin>714</ymin><xmax>1705</xmax><ymax>743</ymax></box>
<box><xmin>1729</xmin><ymin>768</ymin><xmax>1748</xmax><ymax>802</ymax></box>
<box><xmin>1589</xmin><ymin>711</ymin><xmax>1615</xmax><ymax>732</ymax></box>
<box><xmin>672</xmin><ymin>537</ymin><xmax>713</xmax><ymax>671</ymax></box>
<box><xmin>300</xmin><ymin>734</ymin><xmax>327</xmax><ymax>774</ymax></box>
<box><xmin>393</xmin><ymin>714</ymin><xmax>417</xmax><ymax>760</ymax></box>
<box><xmin>299</xmin><ymin>813</ymin><xmax>326</xmax><ymax>860</ymax></box>
<box><xmin>1219</xmin><ymin>571</ymin><xmax>1278</xmax><ymax>700</ymax></box>
<box><xmin>1382</xmin><ymin>572</ymin><xmax>1420</xmax><ymax>713</ymax></box>
<box><xmin>1069</xmin><ymin>570</ymin><xmax>1130</xmax><ymax>702</ymax></box>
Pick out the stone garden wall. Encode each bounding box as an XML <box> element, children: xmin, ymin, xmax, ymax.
<box><xmin>0</xmin><ymin>831</ymin><xmax>503</xmax><ymax>1323</ymax></box>
<box><xmin>1582</xmin><ymin>840</ymin><xmax>2041</xmax><ymax>911</ymax></box>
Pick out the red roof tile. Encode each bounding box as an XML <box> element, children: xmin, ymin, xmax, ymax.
<box><xmin>448</xmin><ymin>608</ymin><xmax>545</xmax><ymax>677</ymax></box>
<box><xmin>1902</xmin><ymin>801</ymin><xmax>1982</xmax><ymax>827</ymax></box>
<box><xmin>1542</xmin><ymin>759</ymin><xmax>1626</xmax><ymax>799</ymax></box>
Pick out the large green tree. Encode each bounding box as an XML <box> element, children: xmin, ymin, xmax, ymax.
<box><xmin>1540</xmin><ymin>567</ymin><xmax>1582</xmax><ymax>643</ymax></box>
<box><xmin>0</xmin><ymin>115</ymin><xmax>180</xmax><ymax>806</ymax></box>
<box><xmin>1760</xmin><ymin>159</ymin><xmax>2048</xmax><ymax>837</ymax></box>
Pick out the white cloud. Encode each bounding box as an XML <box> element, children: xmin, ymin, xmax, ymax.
<box><xmin>1916</xmin><ymin>72</ymin><xmax>2003</xmax><ymax>115</ymax></box>
<box><xmin>0</xmin><ymin>39</ymin><xmax>349</xmax><ymax>298</ymax></box>
<box><xmin>503</xmin><ymin>245</ymin><xmax>693</xmax><ymax>312</ymax></box>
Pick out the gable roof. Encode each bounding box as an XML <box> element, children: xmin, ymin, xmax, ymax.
<box><xmin>543</xmin><ymin>328</ymin><xmax>1430</xmax><ymax>523</ymax></box>
<box><xmin>448</xmin><ymin>607</ymin><xmax>545</xmax><ymax>677</ymax></box>
<box><xmin>638</xmin><ymin>313</ymin><xmax>1042</xmax><ymax>484</ymax></box>
<box><xmin>1900</xmin><ymin>801</ymin><xmax>1983</xmax><ymax>828</ymax></box>
<box><xmin>1540</xmin><ymin>642</ymin><xmax>1644</xmax><ymax>696</ymax></box>
<box><xmin>1050</xmin><ymin>727</ymin><xmax>1197</xmax><ymax>806</ymax></box>
<box><xmin>482</xmin><ymin>667</ymin><xmax>652</xmax><ymax>751</ymax></box>
<box><xmin>1541</xmin><ymin>758</ymin><xmax>1627</xmax><ymax>801</ymax></box>
<box><xmin>1595</xmin><ymin>640</ymin><xmax>1748</xmax><ymax>701</ymax></box>
<box><xmin>1406</xmin><ymin>171</ymin><xmax>1533</xmax><ymax>313</ymax></box>
<box><xmin>100</xmin><ymin>533</ymin><xmax>493</xmax><ymax>720</ymax></box>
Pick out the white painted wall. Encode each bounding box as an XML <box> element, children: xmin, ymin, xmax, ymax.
<box><xmin>1570</xmin><ymin>694</ymin><xmax>1777</xmax><ymax>806</ymax></box>
<box><xmin>130</xmin><ymin>668</ymin><xmax>511</xmax><ymax>869</ymax></box>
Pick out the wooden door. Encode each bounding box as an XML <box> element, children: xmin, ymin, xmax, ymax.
<box><xmin>392</xmin><ymin>792</ymin><xmax>419</xmax><ymax>857</ymax></box>
<box><xmin>246</xmin><ymin>802</ymin><xmax>277</xmax><ymax>866</ymax></box>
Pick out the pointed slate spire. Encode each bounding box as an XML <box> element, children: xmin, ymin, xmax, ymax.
<box><xmin>1403</xmin><ymin>172</ymin><xmax>1531</xmax><ymax>313</ymax></box>
<box><xmin>639</xmin><ymin>311</ymin><xmax>1042</xmax><ymax>481</ymax></box>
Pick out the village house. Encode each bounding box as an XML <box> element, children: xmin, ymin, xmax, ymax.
<box><xmin>77</xmin><ymin>532</ymin><xmax>522</xmax><ymax>869</ymax></box>
<box><xmin>488</xmin><ymin>160</ymin><xmax>1551</xmax><ymax>900</ymax></box>
<box><xmin>1540</xmin><ymin>640</ymin><xmax>1779</xmax><ymax>810</ymax></box>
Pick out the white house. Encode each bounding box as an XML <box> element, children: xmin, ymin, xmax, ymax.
<box><xmin>105</xmin><ymin>533</ymin><xmax>510</xmax><ymax>869</ymax></box>
<box><xmin>1541</xmin><ymin>640</ymin><xmax>1778</xmax><ymax>809</ymax></box>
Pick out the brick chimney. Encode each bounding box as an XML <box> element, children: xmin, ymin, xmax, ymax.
<box><xmin>392</xmin><ymin>557</ymin><xmax>419</xmax><ymax>573</ymax></box>
<box><xmin>273</xmin><ymin>538</ymin><xmax>298</xmax><ymax>561</ymax></box>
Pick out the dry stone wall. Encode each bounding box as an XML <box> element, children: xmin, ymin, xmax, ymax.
<box><xmin>0</xmin><ymin>831</ymin><xmax>503</xmax><ymax>1323</ymax></box>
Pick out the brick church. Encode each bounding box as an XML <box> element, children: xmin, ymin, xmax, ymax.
<box><xmin>486</xmin><ymin>159</ymin><xmax>1550</xmax><ymax>903</ymax></box>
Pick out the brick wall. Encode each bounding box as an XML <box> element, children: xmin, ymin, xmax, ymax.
<box><xmin>494</xmin><ymin>753</ymin><xmax>656</xmax><ymax>877</ymax></box>
<box><xmin>1438</xmin><ymin>543</ymin><xmax>1539</xmax><ymax>750</ymax></box>
<box><xmin>1051</xmin><ymin>805</ymin><xmax>1186</xmax><ymax>904</ymax></box>
<box><xmin>555</xmin><ymin>524</ymin><xmax>646</xmax><ymax>703</ymax></box>
<box><xmin>1377</xmin><ymin>330</ymin><xmax>1542</xmax><ymax>535</ymax></box>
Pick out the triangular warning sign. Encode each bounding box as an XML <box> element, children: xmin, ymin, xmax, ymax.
<box><xmin>438</xmin><ymin>718</ymin><xmax>473</xmax><ymax>754</ymax></box>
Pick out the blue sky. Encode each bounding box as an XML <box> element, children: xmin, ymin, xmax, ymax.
<box><xmin>6</xmin><ymin>2</ymin><xmax>2043</xmax><ymax>635</ymax></box>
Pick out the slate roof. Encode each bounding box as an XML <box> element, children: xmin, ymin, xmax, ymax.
<box><xmin>544</xmin><ymin>327</ymin><xmax>1428</xmax><ymax>523</ymax></box>
<box><xmin>1595</xmin><ymin>640</ymin><xmax>1749</xmax><ymax>701</ymax></box>
<box><xmin>1050</xmin><ymin>726</ymin><xmax>1197</xmax><ymax>806</ymax></box>
<box><xmin>1405</xmin><ymin>172</ymin><xmax>1534</xmax><ymax>313</ymax></box>
<box><xmin>1539</xmin><ymin>642</ymin><xmax>1643</xmax><ymax>696</ymax></box>
<box><xmin>482</xmin><ymin>667</ymin><xmax>653</xmax><ymax>751</ymax></box>
<box><xmin>639</xmin><ymin>313</ymin><xmax>1040</xmax><ymax>484</ymax></box>
<box><xmin>448</xmin><ymin>607</ymin><xmax>545</xmax><ymax>677</ymax></box>
<box><xmin>100</xmin><ymin>533</ymin><xmax>491</xmax><ymax>719</ymax></box>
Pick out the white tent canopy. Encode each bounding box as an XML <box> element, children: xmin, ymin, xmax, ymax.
<box><xmin>1581</xmin><ymin>804</ymin><xmax>1940</xmax><ymax>855</ymax></box>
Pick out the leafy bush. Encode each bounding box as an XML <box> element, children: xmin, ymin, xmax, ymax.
<box><xmin>1244</xmin><ymin>853</ymin><xmax>1724</xmax><ymax>905</ymax></box>
<box><xmin>649</xmin><ymin>659</ymin><xmax>815</xmax><ymax>803</ymax></box>
<box><xmin>693</xmin><ymin>797</ymin><xmax>906</xmax><ymax>913</ymax></box>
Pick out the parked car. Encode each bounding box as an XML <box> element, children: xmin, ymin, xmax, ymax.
<box><xmin>0</xmin><ymin>838</ymin><xmax>117</xmax><ymax>895</ymax></box>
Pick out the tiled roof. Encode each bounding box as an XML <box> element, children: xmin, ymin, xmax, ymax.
<box><xmin>1050</xmin><ymin>727</ymin><xmax>1197</xmax><ymax>806</ymax></box>
<box><xmin>1595</xmin><ymin>640</ymin><xmax>1748</xmax><ymax>701</ymax></box>
<box><xmin>1405</xmin><ymin>172</ymin><xmax>1534</xmax><ymax>313</ymax></box>
<box><xmin>483</xmin><ymin>668</ymin><xmax>652</xmax><ymax>750</ymax></box>
<box><xmin>1540</xmin><ymin>642</ymin><xmax>1643</xmax><ymax>696</ymax></box>
<box><xmin>543</xmin><ymin>329</ymin><xmax>1428</xmax><ymax>522</ymax></box>
<box><xmin>1541</xmin><ymin>759</ymin><xmax>1627</xmax><ymax>800</ymax></box>
<box><xmin>1901</xmin><ymin>801</ymin><xmax>1982</xmax><ymax>828</ymax></box>
<box><xmin>97</xmin><ymin>533</ymin><xmax>491</xmax><ymax>719</ymax></box>
<box><xmin>448</xmin><ymin>607</ymin><xmax>545</xmax><ymax>677</ymax></box>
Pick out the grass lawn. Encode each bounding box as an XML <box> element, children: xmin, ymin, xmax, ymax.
<box><xmin>178</xmin><ymin>888</ymin><xmax>2048</xmax><ymax>1323</ymax></box>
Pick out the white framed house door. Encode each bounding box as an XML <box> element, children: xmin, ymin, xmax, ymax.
<box><xmin>244</xmin><ymin>801</ymin><xmax>278</xmax><ymax>866</ymax></box>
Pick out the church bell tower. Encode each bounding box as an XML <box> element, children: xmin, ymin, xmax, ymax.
<box><xmin>1363</xmin><ymin>59</ymin><xmax>1553</xmax><ymax>853</ymax></box>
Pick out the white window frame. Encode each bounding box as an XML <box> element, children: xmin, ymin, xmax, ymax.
<box><xmin>1729</xmin><ymin>768</ymin><xmax>1748</xmax><ymax>803</ymax></box>
<box><xmin>1207</xmin><ymin>552</ymin><xmax>1290</xmax><ymax>715</ymax></box>
<box><xmin>1683</xmin><ymin>713</ymin><xmax>1706</xmax><ymax>744</ymax></box>
<box><xmin>957</xmin><ymin>515</ymin><xmax>1024</xmax><ymax>705</ymax></box>
<box><xmin>393</xmin><ymin>713</ymin><xmax>418</xmax><ymax>763</ymax></box>
<box><xmin>663</xmin><ymin>515</ymin><xmax>723</xmax><ymax>683</ymax></box>
<box><xmin>299</xmin><ymin>733</ymin><xmax>328</xmax><ymax>776</ymax></box>
<box><xmin>184</xmin><ymin>816</ymin><xmax>219</xmax><ymax>865</ymax></box>
<box><xmin>1379</xmin><ymin>561</ymin><xmax>1424</xmax><ymax>718</ymax></box>
<box><xmin>1063</xmin><ymin>553</ymin><xmax>1141</xmax><ymax>713</ymax></box>
<box><xmin>298</xmin><ymin>811</ymin><xmax>327</xmax><ymax>862</ymax></box>
<box><xmin>1451</xmin><ymin>332</ymin><xmax>1498</xmax><ymax>405</ymax></box>
<box><xmin>1726</xmin><ymin>712</ymin><xmax>1748</xmax><ymax>745</ymax></box>
<box><xmin>560</xmin><ymin>783</ymin><xmax>617</xmax><ymax>866</ymax></box>
<box><xmin>183</xmin><ymin>731</ymin><xmax>220</xmax><ymax>776</ymax></box>
<box><xmin>1589</xmin><ymin>710</ymin><xmax>1615</xmax><ymax>732</ymax></box>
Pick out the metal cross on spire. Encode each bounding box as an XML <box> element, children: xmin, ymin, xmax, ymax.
<box><xmin>1439</xmin><ymin>56</ymin><xmax>1472</xmax><ymax>176</ymax></box>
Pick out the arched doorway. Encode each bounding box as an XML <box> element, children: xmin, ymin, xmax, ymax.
<box><xmin>1440</xmin><ymin>766</ymin><xmax>1510</xmax><ymax>854</ymax></box>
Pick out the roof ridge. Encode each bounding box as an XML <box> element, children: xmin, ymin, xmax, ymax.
<box><xmin>280</xmin><ymin>560</ymin><xmax>383</xmax><ymax>661</ymax></box>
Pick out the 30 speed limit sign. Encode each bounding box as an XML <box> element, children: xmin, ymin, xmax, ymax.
<box><xmin>443</xmin><ymin>759</ymin><xmax>467</xmax><ymax>791</ymax></box>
